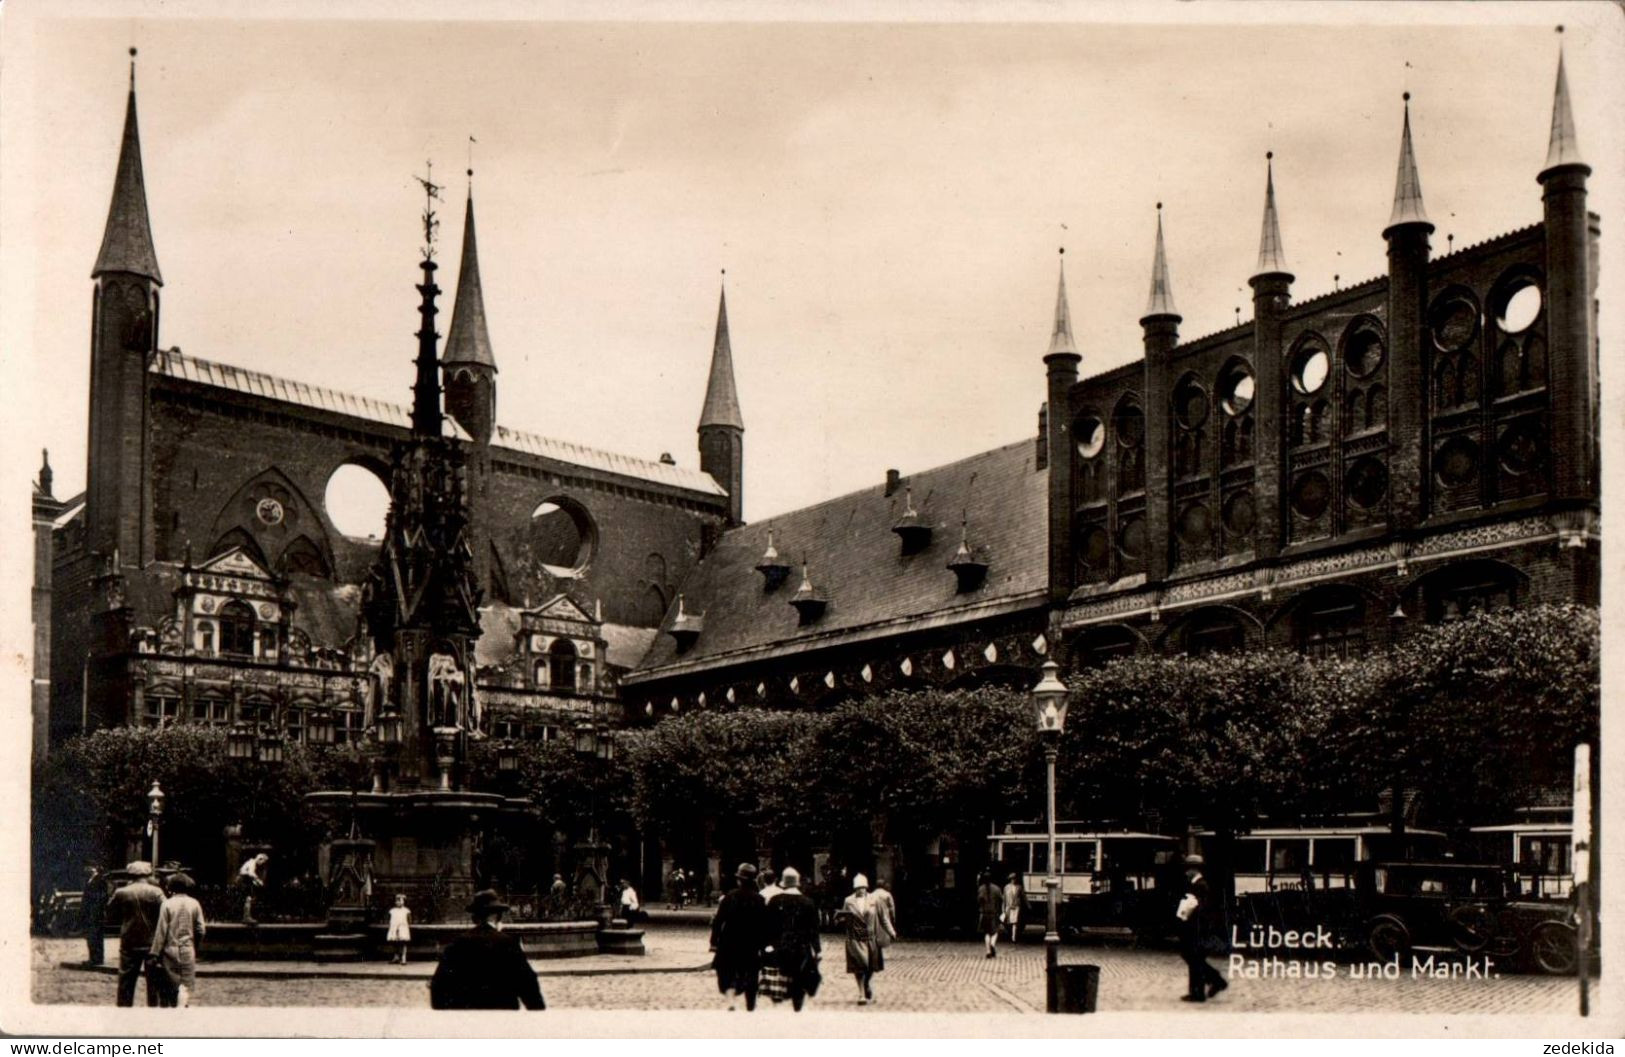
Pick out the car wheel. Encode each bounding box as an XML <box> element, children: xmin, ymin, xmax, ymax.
<box><xmin>1366</xmin><ymin>916</ymin><xmax>1410</xmax><ymax>963</ymax></box>
<box><xmin>1530</xmin><ymin>922</ymin><xmax>1578</xmax><ymax>975</ymax></box>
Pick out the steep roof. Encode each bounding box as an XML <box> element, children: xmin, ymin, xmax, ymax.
<box><xmin>151</xmin><ymin>349</ymin><xmax>725</xmax><ymax>496</ymax></box>
<box><xmin>93</xmin><ymin>85</ymin><xmax>162</xmax><ymax>284</ymax></box>
<box><xmin>1386</xmin><ymin>96</ymin><xmax>1431</xmax><ymax>233</ymax></box>
<box><xmin>628</xmin><ymin>439</ymin><xmax>1048</xmax><ymax>681</ymax></box>
<box><xmin>1143</xmin><ymin>206</ymin><xmax>1178</xmax><ymax>319</ymax></box>
<box><xmin>442</xmin><ymin>193</ymin><xmax>497</xmax><ymax>369</ymax></box>
<box><xmin>699</xmin><ymin>285</ymin><xmax>744</xmax><ymax>431</ymax></box>
<box><xmin>1543</xmin><ymin>49</ymin><xmax>1584</xmax><ymax>173</ymax></box>
<box><xmin>1253</xmin><ymin>153</ymin><xmax>1289</xmax><ymax>279</ymax></box>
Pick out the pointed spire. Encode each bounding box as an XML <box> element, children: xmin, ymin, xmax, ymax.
<box><xmin>1386</xmin><ymin>95</ymin><xmax>1432</xmax><ymax>233</ymax></box>
<box><xmin>1543</xmin><ymin>35</ymin><xmax>1585</xmax><ymax>173</ymax></box>
<box><xmin>442</xmin><ymin>185</ymin><xmax>497</xmax><ymax>370</ymax></box>
<box><xmin>699</xmin><ymin>274</ymin><xmax>744</xmax><ymax>430</ymax></box>
<box><xmin>93</xmin><ymin>48</ymin><xmax>162</xmax><ymax>284</ymax></box>
<box><xmin>1253</xmin><ymin>153</ymin><xmax>1289</xmax><ymax>278</ymax></box>
<box><xmin>1046</xmin><ymin>249</ymin><xmax>1079</xmax><ymax>357</ymax></box>
<box><xmin>37</xmin><ymin>449</ymin><xmax>53</xmax><ymax>499</ymax></box>
<box><xmin>1143</xmin><ymin>203</ymin><xmax>1178</xmax><ymax>319</ymax></box>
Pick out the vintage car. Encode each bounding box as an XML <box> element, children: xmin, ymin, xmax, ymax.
<box><xmin>1357</xmin><ymin>861</ymin><xmax>1582</xmax><ymax>975</ymax></box>
<box><xmin>1237</xmin><ymin>859</ymin><xmax>1583</xmax><ymax>974</ymax></box>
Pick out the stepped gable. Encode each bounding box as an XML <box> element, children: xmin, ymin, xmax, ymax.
<box><xmin>628</xmin><ymin>439</ymin><xmax>1047</xmax><ymax>679</ymax></box>
<box><xmin>151</xmin><ymin>348</ymin><xmax>723</xmax><ymax>495</ymax></box>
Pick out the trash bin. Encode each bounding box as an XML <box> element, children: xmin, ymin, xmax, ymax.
<box><xmin>1051</xmin><ymin>963</ymin><xmax>1100</xmax><ymax>1013</ymax></box>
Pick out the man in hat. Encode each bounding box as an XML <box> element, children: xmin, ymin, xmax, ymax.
<box><xmin>1175</xmin><ymin>858</ymin><xmax>1227</xmax><ymax>1003</ymax></box>
<box><xmin>429</xmin><ymin>890</ymin><xmax>546</xmax><ymax>1010</ymax></box>
<box><xmin>80</xmin><ymin>865</ymin><xmax>108</xmax><ymax>966</ymax></box>
<box><xmin>104</xmin><ymin>861</ymin><xmax>165</xmax><ymax>1007</ymax></box>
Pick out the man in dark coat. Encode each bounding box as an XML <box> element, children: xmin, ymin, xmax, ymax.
<box><xmin>765</xmin><ymin>866</ymin><xmax>822</xmax><ymax>1011</ymax></box>
<box><xmin>80</xmin><ymin>865</ymin><xmax>108</xmax><ymax>966</ymax></box>
<box><xmin>429</xmin><ymin>890</ymin><xmax>545</xmax><ymax>1010</ymax></box>
<box><xmin>1176</xmin><ymin>862</ymin><xmax>1227</xmax><ymax>1003</ymax></box>
<box><xmin>709</xmin><ymin>863</ymin><xmax>767</xmax><ymax>1011</ymax></box>
<box><xmin>104</xmin><ymin>861</ymin><xmax>164</xmax><ymax>1007</ymax></box>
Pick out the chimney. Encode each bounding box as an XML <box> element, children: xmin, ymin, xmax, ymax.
<box><xmin>659</xmin><ymin>452</ymin><xmax>676</xmax><ymax>465</ymax></box>
<box><xmin>885</xmin><ymin>469</ymin><xmax>902</xmax><ymax>497</ymax></box>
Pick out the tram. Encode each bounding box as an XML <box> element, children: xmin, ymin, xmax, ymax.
<box><xmin>988</xmin><ymin>822</ymin><xmax>1182</xmax><ymax>939</ymax></box>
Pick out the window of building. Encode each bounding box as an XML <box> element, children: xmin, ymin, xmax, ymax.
<box><xmin>219</xmin><ymin>601</ymin><xmax>256</xmax><ymax>657</ymax></box>
<box><xmin>194</xmin><ymin>693</ymin><xmax>230</xmax><ymax>727</ymax></box>
<box><xmin>284</xmin><ymin>706</ymin><xmax>306</xmax><ymax>744</ymax></box>
<box><xmin>548</xmin><ymin>639</ymin><xmax>579</xmax><ymax>693</ymax></box>
<box><xmin>1298</xmin><ymin>594</ymin><xmax>1367</xmax><ymax>659</ymax></box>
<box><xmin>241</xmin><ymin>697</ymin><xmax>275</xmax><ymax>728</ymax></box>
<box><xmin>333</xmin><ymin>707</ymin><xmax>364</xmax><ymax>745</ymax></box>
<box><xmin>1425</xmin><ymin>564</ymin><xmax>1518</xmax><ymax>623</ymax></box>
<box><xmin>258</xmin><ymin>624</ymin><xmax>280</xmax><ymax>661</ymax></box>
<box><xmin>195</xmin><ymin>620</ymin><xmax>216</xmax><ymax>655</ymax></box>
<box><xmin>578</xmin><ymin>663</ymin><xmax>596</xmax><ymax>695</ymax></box>
<box><xmin>1078</xmin><ymin>625</ymin><xmax>1138</xmax><ymax>667</ymax></box>
<box><xmin>1180</xmin><ymin>610</ymin><xmax>1247</xmax><ymax>656</ymax></box>
<box><xmin>142</xmin><ymin>692</ymin><xmax>180</xmax><ymax>727</ymax></box>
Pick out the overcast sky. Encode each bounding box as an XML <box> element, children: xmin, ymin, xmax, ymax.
<box><xmin>5</xmin><ymin>2</ymin><xmax>1620</xmax><ymax>524</ymax></box>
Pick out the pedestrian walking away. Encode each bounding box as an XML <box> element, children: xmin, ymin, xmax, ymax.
<box><xmin>236</xmin><ymin>853</ymin><xmax>269</xmax><ymax>925</ymax></box>
<box><xmin>977</xmin><ymin>871</ymin><xmax>1005</xmax><ymax>958</ymax></box>
<box><xmin>762</xmin><ymin>866</ymin><xmax>822</xmax><ymax>1012</ymax></box>
<box><xmin>429</xmin><ymin>890</ymin><xmax>545</xmax><ymax>1010</ymax></box>
<box><xmin>387</xmin><ymin>894</ymin><xmax>413</xmax><ymax>964</ymax></box>
<box><xmin>709</xmin><ymin>863</ymin><xmax>767</xmax><ymax>1011</ymax></box>
<box><xmin>871</xmin><ymin>877</ymin><xmax>898</xmax><ymax>950</ymax></box>
<box><xmin>80</xmin><ymin>865</ymin><xmax>108</xmax><ymax>966</ymax></box>
<box><xmin>835</xmin><ymin>873</ymin><xmax>883</xmax><ymax>1005</ymax></box>
<box><xmin>1002</xmin><ymin>872</ymin><xmax>1022</xmax><ymax>943</ymax></box>
<box><xmin>149</xmin><ymin>872</ymin><xmax>206</xmax><ymax>1008</ymax></box>
<box><xmin>105</xmin><ymin>860</ymin><xmax>165</xmax><ymax>1007</ymax></box>
<box><xmin>758</xmin><ymin>867</ymin><xmax>783</xmax><ymax>906</ymax></box>
<box><xmin>1176</xmin><ymin>859</ymin><xmax>1228</xmax><ymax>1004</ymax></box>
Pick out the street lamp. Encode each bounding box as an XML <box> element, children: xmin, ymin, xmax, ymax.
<box><xmin>146</xmin><ymin>781</ymin><xmax>165</xmax><ymax>866</ymax></box>
<box><xmin>1031</xmin><ymin>660</ymin><xmax>1070</xmax><ymax>1014</ymax></box>
<box><xmin>497</xmin><ymin>739</ymin><xmax>520</xmax><ymax>774</ymax></box>
<box><xmin>227</xmin><ymin>723</ymin><xmax>257</xmax><ymax>760</ymax></box>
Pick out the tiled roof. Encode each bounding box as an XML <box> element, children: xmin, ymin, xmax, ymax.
<box><xmin>628</xmin><ymin>439</ymin><xmax>1048</xmax><ymax>680</ymax></box>
<box><xmin>152</xmin><ymin>349</ymin><xmax>724</xmax><ymax>495</ymax></box>
<box><xmin>495</xmin><ymin>425</ymin><xmax>725</xmax><ymax>495</ymax></box>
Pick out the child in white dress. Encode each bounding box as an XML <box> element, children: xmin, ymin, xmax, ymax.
<box><xmin>387</xmin><ymin>894</ymin><xmax>412</xmax><ymax>965</ymax></box>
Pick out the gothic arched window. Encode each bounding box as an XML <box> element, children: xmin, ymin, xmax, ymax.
<box><xmin>219</xmin><ymin>601</ymin><xmax>256</xmax><ymax>657</ymax></box>
<box><xmin>548</xmin><ymin>639</ymin><xmax>579</xmax><ymax>693</ymax></box>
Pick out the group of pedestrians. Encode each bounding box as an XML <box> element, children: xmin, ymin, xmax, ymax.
<box><xmin>95</xmin><ymin>861</ymin><xmax>208</xmax><ymax>1008</ymax></box>
<box><xmin>710</xmin><ymin>864</ymin><xmax>898</xmax><ymax>1011</ymax></box>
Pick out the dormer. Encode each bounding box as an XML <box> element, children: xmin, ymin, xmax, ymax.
<box><xmin>754</xmin><ymin>527</ymin><xmax>792</xmax><ymax>591</ymax></box>
<box><xmin>668</xmin><ymin>595</ymin><xmax>705</xmax><ymax>652</ymax></box>
<box><xmin>947</xmin><ymin>520</ymin><xmax>989</xmax><ymax>593</ymax></box>
<box><xmin>789</xmin><ymin>564</ymin><xmax>827</xmax><ymax>625</ymax></box>
<box><xmin>891</xmin><ymin>485</ymin><xmax>932</xmax><ymax>554</ymax></box>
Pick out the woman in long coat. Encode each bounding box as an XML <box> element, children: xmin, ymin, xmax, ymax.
<box><xmin>709</xmin><ymin>864</ymin><xmax>767</xmax><ymax>1011</ymax></box>
<box><xmin>149</xmin><ymin>873</ymin><xmax>206</xmax><ymax>1008</ymax></box>
<box><xmin>836</xmin><ymin>873</ymin><xmax>883</xmax><ymax>1005</ymax></box>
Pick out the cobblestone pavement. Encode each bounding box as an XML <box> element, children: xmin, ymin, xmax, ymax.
<box><xmin>33</xmin><ymin>926</ymin><xmax>1589</xmax><ymax>1017</ymax></box>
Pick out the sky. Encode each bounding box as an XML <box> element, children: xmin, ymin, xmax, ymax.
<box><xmin>4</xmin><ymin>1</ymin><xmax>1621</xmax><ymax>525</ymax></box>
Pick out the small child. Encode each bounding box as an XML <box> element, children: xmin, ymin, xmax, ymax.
<box><xmin>386</xmin><ymin>894</ymin><xmax>412</xmax><ymax>965</ymax></box>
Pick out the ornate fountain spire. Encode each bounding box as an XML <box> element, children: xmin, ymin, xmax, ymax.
<box><xmin>411</xmin><ymin>162</ymin><xmax>445</xmax><ymax>437</ymax></box>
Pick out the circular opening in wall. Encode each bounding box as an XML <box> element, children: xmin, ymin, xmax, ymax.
<box><xmin>529</xmin><ymin>498</ymin><xmax>596</xmax><ymax>576</ymax></box>
<box><xmin>1291</xmin><ymin>347</ymin><xmax>1329</xmax><ymax>395</ymax></box>
<box><xmin>1289</xmin><ymin>471</ymin><xmax>1331</xmax><ymax>519</ymax></box>
<box><xmin>1498</xmin><ymin>283</ymin><xmax>1542</xmax><ymax>335</ymax></box>
<box><xmin>1221</xmin><ymin>491</ymin><xmax>1256</xmax><ymax>535</ymax></box>
<box><xmin>1344</xmin><ymin>457</ymin><xmax>1389</xmax><ymax>510</ymax></box>
<box><xmin>1220</xmin><ymin>367</ymin><xmax>1255</xmax><ymax>416</ymax></box>
<box><xmin>1430</xmin><ymin>298</ymin><xmax>1478</xmax><ymax>352</ymax></box>
<box><xmin>1433</xmin><ymin>436</ymin><xmax>1480</xmax><ymax>488</ymax></box>
<box><xmin>1117</xmin><ymin>516</ymin><xmax>1146</xmax><ymax>559</ymax></box>
<box><xmin>1174</xmin><ymin>378</ymin><xmax>1209</xmax><ymax>430</ymax></box>
<box><xmin>1075</xmin><ymin>416</ymin><xmax>1106</xmax><ymax>459</ymax></box>
<box><xmin>1498</xmin><ymin>421</ymin><xmax>1543</xmax><ymax>475</ymax></box>
<box><xmin>1176</xmin><ymin>503</ymin><xmax>1212</xmax><ymax>546</ymax></box>
<box><xmin>1345</xmin><ymin>328</ymin><xmax>1386</xmax><ymax>379</ymax></box>
<box><xmin>324</xmin><ymin>462</ymin><xmax>391</xmax><ymax>540</ymax></box>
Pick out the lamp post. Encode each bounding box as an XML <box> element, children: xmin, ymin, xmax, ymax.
<box><xmin>146</xmin><ymin>781</ymin><xmax>165</xmax><ymax>866</ymax></box>
<box><xmin>1031</xmin><ymin>660</ymin><xmax>1070</xmax><ymax>1014</ymax></box>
